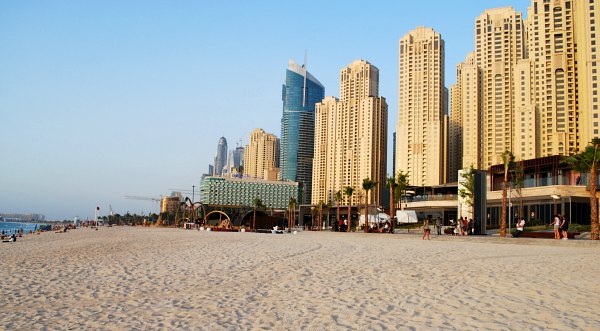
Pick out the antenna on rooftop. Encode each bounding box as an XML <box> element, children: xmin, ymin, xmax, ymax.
<box><xmin>303</xmin><ymin>50</ymin><xmax>307</xmax><ymax>107</ymax></box>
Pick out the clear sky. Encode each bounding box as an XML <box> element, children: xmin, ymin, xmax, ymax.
<box><xmin>1</xmin><ymin>0</ymin><xmax>529</xmax><ymax>220</ymax></box>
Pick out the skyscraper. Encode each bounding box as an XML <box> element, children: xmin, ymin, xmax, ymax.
<box><xmin>244</xmin><ymin>128</ymin><xmax>280</xmax><ymax>180</ymax></box>
<box><xmin>213</xmin><ymin>137</ymin><xmax>228</xmax><ymax>176</ymax></box>
<box><xmin>233</xmin><ymin>146</ymin><xmax>245</xmax><ymax>168</ymax></box>
<box><xmin>475</xmin><ymin>7</ymin><xmax>525</xmax><ymax>168</ymax></box>
<box><xmin>396</xmin><ymin>27</ymin><xmax>445</xmax><ymax>186</ymax></box>
<box><xmin>312</xmin><ymin>60</ymin><xmax>387</xmax><ymax>206</ymax></box>
<box><xmin>575</xmin><ymin>0</ymin><xmax>600</xmax><ymax>146</ymax></box>
<box><xmin>451</xmin><ymin>53</ymin><xmax>481</xmax><ymax>171</ymax></box>
<box><xmin>526</xmin><ymin>0</ymin><xmax>577</xmax><ymax>156</ymax></box>
<box><xmin>451</xmin><ymin>1</ymin><xmax>599</xmax><ymax>173</ymax></box>
<box><xmin>280</xmin><ymin>59</ymin><xmax>325</xmax><ymax>203</ymax></box>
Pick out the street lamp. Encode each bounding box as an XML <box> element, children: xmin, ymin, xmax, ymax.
<box><xmin>508</xmin><ymin>184</ymin><xmax>512</xmax><ymax>234</ymax></box>
<box><xmin>192</xmin><ymin>185</ymin><xmax>195</xmax><ymax>204</ymax></box>
<box><xmin>551</xmin><ymin>194</ymin><xmax>561</xmax><ymax>215</ymax></box>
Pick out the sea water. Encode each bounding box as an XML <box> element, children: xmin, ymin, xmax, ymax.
<box><xmin>0</xmin><ymin>221</ymin><xmax>42</xmax><ymax>235</ymax></box>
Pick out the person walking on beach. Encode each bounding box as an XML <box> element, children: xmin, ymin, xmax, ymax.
<box><xmin>435</xmin><ymin>217</ymin><xmax>442</xmax><ymax>235</ymax></box>
<box><xmin>560</xmin><ymin>215</ymin><xmax>569</xmax><ymax>240</ymax></box>
<box><xmin>422</xmin><ymin>219</ymin><xmax>431</xmax><ymax>240</ymax></box>
<box><xmin>553</xmin><ymin>214</ymin><xmax>562</xmax><ymax>239</ymax></box>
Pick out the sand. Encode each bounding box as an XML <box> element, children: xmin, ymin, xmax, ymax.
<box><xmin>0</xmin><ymin>227</ymin><xmax>599</xmax><ymax>330</ymax></box>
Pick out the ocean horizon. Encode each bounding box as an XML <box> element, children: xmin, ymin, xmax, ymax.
<box><xmin>0</xmin><ymin>221</ymin><xmax>43</xmax><ymax>234</ymax></box>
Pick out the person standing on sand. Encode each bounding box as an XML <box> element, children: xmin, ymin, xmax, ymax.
<box><xmin>435</xmin><ymin>217</ymin><xmax>442</xmax><ymax>235</ymax></box>
<box><xmin>553</xmin><ymin>214</ymin><xmax>562</xmax><ymax>239</ymax></box>
<box><xmin>560</xmin><ymin>215</ymin><xmax>569</xmax><ymax>240</ymax></box>
<box><xmin>422</xmin><ymin>219</ymin><xmax>431</xmax><ymax>240</ymax></box>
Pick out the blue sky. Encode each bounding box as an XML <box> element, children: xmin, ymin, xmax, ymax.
<box><xmin>0</xmin><ymin>0</ymin><xmax>529</xmax><ymax>220</ymax></box>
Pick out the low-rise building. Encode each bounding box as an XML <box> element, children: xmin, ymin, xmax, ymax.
<box><xmin>402</xmin><ymin>155</ymin><xmax>593</xmax><ymax>227</ymax></box>
<box><xmin>200</xmin><ymin>176</ymin><xmax>298</xmax><ymax>209</ymax></box>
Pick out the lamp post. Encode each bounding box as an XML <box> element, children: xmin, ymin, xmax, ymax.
<box><xmin>192</xmin><ymin>185</ymin><xmax>195</xmax><ymax>204</ymax></box>
<box><xmin>508</xmin><ymin>184</ymin><xmax>512</xmax><ymax>234</ymax></box>
<box><xmin>551</xmin><ymin>194</ymin><xmax>561</xmax><ymax>216</ymax></box>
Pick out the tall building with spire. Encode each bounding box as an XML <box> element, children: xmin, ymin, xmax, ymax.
<box><xmin>213</xmin><ymin>137</ymin><xmax>228</xmax><ymax>176</ymax></box>
<box><xmin>312</xmin><ymin>60</ymin><xmax>387</xmax><ymax>206</ymax></box>
<box><xmin>280</xmin><ymin>58</ymin><xmax>325</xmax><ymax>203</ymax></box>
<box><xmin>396</xmin><ymin>27</ymin><xmax>446</xmax><ymax>186</ymax></box>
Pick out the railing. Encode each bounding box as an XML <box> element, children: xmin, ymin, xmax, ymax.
<box><xmin>493</xmin><ymin>174</ymin><xmax>593</xmax><ymax>191</ymax></box>
<box><xmin>404</xmin><ymin>194</ymin><xmax>458</xmax><ymax>202</ymax></box>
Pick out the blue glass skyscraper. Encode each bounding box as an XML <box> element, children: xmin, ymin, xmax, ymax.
<box><xmin>213</xmin><ymin>137</ymin><xmax>228</xmax><ymax>176</ymax></box>
<box><xmin>280</xmin><ymin>59</ymin><xmax>324</xmax><ymax>203</ymax></box>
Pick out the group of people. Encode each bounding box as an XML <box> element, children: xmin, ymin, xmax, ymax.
<box><xmin>449</xmin><ymin>217</ymin><xmax>476</xmax><ymax>236</ymax></box>
<box><xmin>422</xmin><ymin>217</ymin><xmax>478</xmax><ymax>240</ymax></box>
<box><xmin>552</xmin><ymin>213</ymin><xmax>570</xmax><ymax>240</ymax></box>
<box><xmin>1</xmin><ymin>230</ymin><xmax>19</xmax><ymax>242</ymax></box>
<box><xmin>422</xmin><ymin>217</ymin><xmax>444</xmax><ymax>240</ymax></box>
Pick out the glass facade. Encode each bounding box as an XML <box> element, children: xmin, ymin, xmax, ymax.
<box><xmin>280</xmin><ymin>60</ymin><xmax>324</xmax><ymax>204</ymax></box>
<box><xmin>214</xmin><ymin>137</ymin><xmax>228</xmax><ymax>176</ymax></box>
<box><xmin>200</xmin><ymin>176</ymin><xmax>299</xmax><ymax>209</ymax></box>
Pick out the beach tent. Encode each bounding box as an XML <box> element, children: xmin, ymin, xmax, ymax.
<box><xmin>358</xmin><ymin>208</ymin><xmax>391</xmax><ymax>226</ymax></box>
<box><xmin>396</xmin><ymin>210</ymin><xmax>418</xmax><ymax>224</ymax></box>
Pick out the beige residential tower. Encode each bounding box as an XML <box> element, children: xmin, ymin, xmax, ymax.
<box><xmin>396</xmin><ymin>27</ymin><xmax>445</xmax><ymax>186</ymax></box>
<box><xmin>312</xmin><ymin>60</ymin><xmax>387</xmax><ymax>206</ymax></box>
<box><xmin>243</xmin><ymin>128</ymin><xmax>280</xmax><ymax>180</ymax></box>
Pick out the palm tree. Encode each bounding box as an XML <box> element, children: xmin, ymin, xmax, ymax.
<box><xmin>500</xmin><ymin>150</ymin><xmax>515</xmax><ymax>237</ymax></box>
<box><xmin>386</xmin><ymin>176</ymin><xmax>398</xmax><ymax>233</ymax></box>
<box><xmin>344</xmin><ymin>186</ymin><xmax>354</xmax><ymax>232</ymax></box>
<box><xmin>316</xmin><ymin>200</ymin><xmax>325</xmax><ymax>231</ymax></box>
<box><xmin>564</xmin><ymin>137</ymin><xmax>600</xmax><ymax>240</ymax></box>
<box><xmin>511</xmin><ymin>162</ymin><xmax>525</xmax><ymax>219</ymax></box>
<box><xmin>325</xmin><ymin>200</ymin><xmax>333</xmax><ymax>230</ymax></box>
<box><xmin>335</xmin><ymin>191</ymin><xmax>342</xmax><ymax>231</ymax></box>
<box><xmin>252</xmin><ymin>197</ymin><xmax>264</xmax><ymax>231</ymax></box>
<box><xmin>396</xmin><ymin>171</ymin><xmax>409</xmax><ymax>211</ymax></box>
<box><xmin>362</xmin><ymin>178</ymin><xmax>377</xmax><ymax>233</ymax></box>
<box><xmin>458</xmin><ymin>164</ymin><xmax>476</xmax><ymax>217</ymax></box>
<box><xmin>287</xmin><ymin>197</ymin><xmax>297</xmax><ymax>232</ymax></box>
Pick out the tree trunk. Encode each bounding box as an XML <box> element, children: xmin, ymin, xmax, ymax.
<box><xmin>389</xmin><ymin>187</ymin><xmax>395</xmax><ymax>234</ymax></box>
<box><xmin>400</xmin><ymin>190</ymin><xmax>404</xmax><ymax>211</ymax></box>
<box><xmin>337</xmin><ymin>203</ymin><xmax>340</xmax><ymax>232</ymax></box>
<box><xmin>591</xmin><ymin>165</ymin><xmax>599</xmax><ymax>240</ymax></box>
<box><xmin>253</xmin><ymin>208</ymin><xmax>256</xmax><ymax>231</ymax></box>
<box><xmin>501</xmin><ymin>180</ymin><xmax>507</xmax><ymax>237</ymax></box>
<box><xmin>364</xmin><ymin>193</ymin><xmax>369</xmax><ymax>233</ymax></box>
<box><xmin>347</xmin><ymin>204</ymin><xmax>351</xmax><ymax>232</ymax></box>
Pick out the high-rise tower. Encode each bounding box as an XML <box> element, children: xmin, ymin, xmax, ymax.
<box><xmin>575</xmin><ymin>0</ymin><xmax>600</xmax><ymax>146</ymax></box>
<box><xmin>475</xmin><ymin>7</ymin><xmax>525</xmax><ymax>168</ymax></box>
<box><xmin>280</xmin><ymin>59</ymin><xmax>325</xmax><ymax>203</ymax></box>
<box><xmin>213</xmin><ymin>137</ymin><xmax>228</xmax><ymax>176</ymax></box>
<box><xmin>397</xmin><ymin>27</ymin><xmax>445</xmax><ymax>186</ymax></box>
<box><xmin>312</xmin><ymin>60</ymin><xmax>387</xmax><ymax>206</ymax></box>
<box><xmin>451</xmin><ymin>53</ymin><xmax>481</xmax><ymax>171</ymax></box>
<box><xmin>244</xmin><ymin>128</ymin><xmax>280</xmax><ymax>180</ymax></box>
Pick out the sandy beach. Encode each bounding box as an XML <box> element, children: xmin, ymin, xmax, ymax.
<box><xmin>1</xmin><ymin>227</ymin><xmax>599</xmax><ymax>330</ymax></box>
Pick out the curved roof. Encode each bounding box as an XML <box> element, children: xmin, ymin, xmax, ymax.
<box><xmin>287</xmin><ymin>59</ymin><xmax>324</xmax><ymax>89</ymax></box>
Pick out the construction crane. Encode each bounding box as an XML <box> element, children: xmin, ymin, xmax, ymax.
<box><xmin>124</xmin><ymin>196</ymin><xmax>162</xmax><ymax>213</ymax></box>
<box><xmin>124</xmin><ymin>195</ymin><xmax>162</xmax><ymax>202</ymax></box>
